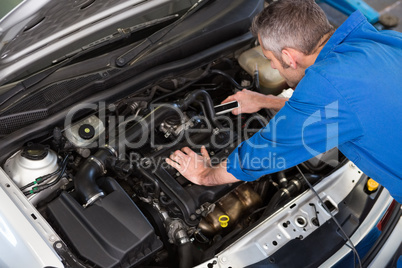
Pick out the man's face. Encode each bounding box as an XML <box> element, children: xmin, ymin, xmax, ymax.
<box><xmin>258</xmin><ymin>36</ymin><xmax>305</xmax><ymax>88</ymax></box>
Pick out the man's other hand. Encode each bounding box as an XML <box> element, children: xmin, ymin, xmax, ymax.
<box><xmin>165</xmin><ymin>146</ymin><xmax>212</xmax><ymax>185</ymax></box>
<box><xmin>165</xmin><ymin>146</ymin><xmax>240</xmax><ymax>186</ymax></box>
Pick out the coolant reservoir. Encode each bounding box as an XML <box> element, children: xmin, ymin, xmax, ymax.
<box><xmin>3</xmin><ymin>144</ymin><xmax>59</xmax><ymax>189</ymax></box>
<box><xmin>238</xmin><ymin>46</ymin><xmax>287</xmax><ymax>95</ymax></box>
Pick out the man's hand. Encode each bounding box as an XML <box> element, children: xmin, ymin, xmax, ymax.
<box><xmin>222</xmin><ymin>89</ymin><xmax>288</xmax><ymax>114</ymax></box>
<box><xmin>165</xmin><ymin>146</ymin><xmax>240</xmax><ymax>186</ymax></box>
<box><xmin>166</xmin><ymin>146</ymin><xmax>211</xmax><ymax>185</ymax></box>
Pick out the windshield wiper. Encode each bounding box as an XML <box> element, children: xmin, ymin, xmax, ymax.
<box><xmin>52</xmin><ymin>14</ymin><xmax>179</xmax><ymax>64</ymax></box>
<box><xmin>0</xmin><ymin>14</ymin><xmax>179</xmax><ymax>108</ymax></box>
<box><xmin>116</xmin><ymin>0</ymin><xmax>211</xmax><ymax>67</ymax></box>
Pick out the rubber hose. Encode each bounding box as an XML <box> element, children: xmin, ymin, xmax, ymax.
<box><xmin>262</xmin><ymin>179</ymin><xmax>302</xmax><ymax>217</ymax></box>
<box><xmin>179</xmin><ymin>89</ymin><xmax>222</xmax><ymax>129</ymax></box>
<box><xmin>74</xmin><ymin>148</ymin><xmax>115</xmax><ymax>205</ymax></box>
<box><xmin>178</xmin><ymin>242</ymin><xmax>194</xmax><ymax>268</ymax></box>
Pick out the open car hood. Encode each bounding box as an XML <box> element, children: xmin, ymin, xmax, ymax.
<box><xmin>0</xmin><ymin>0</ymin><xmax>196</xmax><ymax>85</ymax></box>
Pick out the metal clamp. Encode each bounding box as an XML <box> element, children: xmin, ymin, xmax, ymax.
<box><xmin>83</xmin><ymin>192</ymin><xmax>105</xmax><ymax>208</ymax></box>
<box><xmin>282</xmin><ymin>188</ymin><xmax>290</xmax><ymax>196</ymax></box>
<box><xmin>89</xmin><ymin>156</ymin><xmax>106</xmax><ymax>175</ymax></box>
<box><xmin>104</xmin><ymin>144</ymin><xmax>118</xmax><ymax>157</ymax></box>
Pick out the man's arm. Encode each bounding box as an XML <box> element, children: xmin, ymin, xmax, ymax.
<box><xmin>165</xmin><ymin>146</ymin><xmax>240</xmax><ymax>186</ymax></box>
<box><xmin>167</xmin><ymin>70</ymin><xmax>365</xmax><ymax>185</ymax></box>
<box><xmin>222</xmin><ymin>89</ymin><xmax>288</xmax><ymax>114</ymax></box>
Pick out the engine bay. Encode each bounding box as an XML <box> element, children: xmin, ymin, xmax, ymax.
<box><xmin>0</xmin><ymin>0</ymin><xmax>397</xmax><ymax>267</ymax></box>
<box><xmin>1</xmin><ymin>49</ymin><xmax>347</xmax><ymax>267</ymax></box>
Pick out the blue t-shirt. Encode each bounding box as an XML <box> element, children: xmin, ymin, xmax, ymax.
<box><xmin>226</xmin><ymin>11</ymin><xmax>402</xmax><ymax>203</ymax></box>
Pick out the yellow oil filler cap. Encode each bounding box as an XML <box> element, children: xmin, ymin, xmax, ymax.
<box><xmin>367</xmin><ymin>178</ymin><xmax>379</xmax><ymax>192</ymax></box>
<box><xmin>219</xmin><ymin>215</ymin><xmax>230</xmax><ymax>228</ymax></box>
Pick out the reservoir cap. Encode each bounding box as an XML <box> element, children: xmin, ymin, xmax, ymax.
<box><xmin>79</xmin><ymin>124</ymin><xmax>95</xmax><ymax>140</ymax></box>
<box><xmin>21</xmin><ymin>143</ymin><xmax>48</xmax><ymax>160</ymax></box>
<box><xmin>367</xmin><ymin>178</ymin><xmax>379</xmax><ymax>192</ymax></box>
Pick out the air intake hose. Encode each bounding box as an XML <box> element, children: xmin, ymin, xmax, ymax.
<box><xmin>74</xmin><ymin>147</ymin><xmax>116</xmax><ymax>206</ymax></box>
<box><xmin>178</xmin><ymin>89</ymin><xmax>222</xmax><ymax>129</ymax></box>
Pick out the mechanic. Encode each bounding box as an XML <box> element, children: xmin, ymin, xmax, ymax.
<box><xmin>165</xmin><ymin>0</ymin><xmax>402</xmax><ymax>204</ymax></box>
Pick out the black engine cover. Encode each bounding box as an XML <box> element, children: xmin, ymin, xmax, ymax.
<box><xmin>46</xmin><ymin>177</ymin><xmax>162</xmax><ymax>268</ymax></box>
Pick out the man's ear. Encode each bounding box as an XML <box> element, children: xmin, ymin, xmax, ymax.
<box><xmin>281</xmin><ymin>49</ymin><xmax>297</xmax><ymax>69</ymax></box>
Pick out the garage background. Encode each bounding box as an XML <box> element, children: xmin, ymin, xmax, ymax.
<box><xmin>318</xmin><ymin>0</ymin><xmax>401</xmax><ymax>32</ymax></box>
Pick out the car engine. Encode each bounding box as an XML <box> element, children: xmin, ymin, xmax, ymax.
<box><xmin>0</xmin><ymin>1</ymin><xmax>349</xmax><ymax>267</ymax></box>
<box><xmin>1</xmin><ymin>53</ymin><xmax>345</xmax><ymax>267</ymax></box>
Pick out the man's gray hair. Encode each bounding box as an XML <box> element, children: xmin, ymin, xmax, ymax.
<box><xmin>251</xmin><ymin>0</ymin><xmax>334</xmax><ymax>60</ymax></box>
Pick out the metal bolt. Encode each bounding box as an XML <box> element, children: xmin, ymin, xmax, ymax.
<box><xmin>49</xmin><ymin>235</ymin><xmax>56</xmax><ymax>242</ymax></box>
